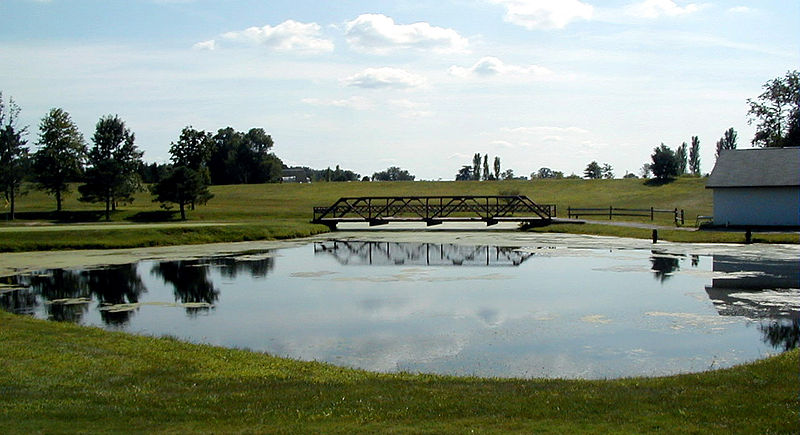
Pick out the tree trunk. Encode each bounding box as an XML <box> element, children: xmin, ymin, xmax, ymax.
<box><xmin>105</xmin><ymin>197</ymin><xmax>110</xmax><ymax>221</ymax></box>
<box><xmin>56</xmin><ymin>189</ymin><xmax>62</xmax><ymax>212</ymax></box>
<box><xmin>179</xmin><ymin>202</ymin><xmax>186</xmax><ymax>220</ymax></box>
<box><xmin>9</xmin><ymin>185</ymin><xmax>15</xmax><ymax>221</ymax></box>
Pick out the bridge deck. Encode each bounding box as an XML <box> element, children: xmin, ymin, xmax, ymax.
<box><xmin>311</xmin><ymin>195</ymin><xmax>554</xmax><ymax>229</ymax></box>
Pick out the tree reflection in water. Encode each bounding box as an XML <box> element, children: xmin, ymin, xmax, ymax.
<box><xmin>759</xmin><ymin>319</ymin><xmax>799</xmax><ymax>351</ymax></box>
<box><xmin>83</xmin><ymin>265</ymin><xmax>146</xmax><ymax>326</ymax></box>
<box><xmin>650</xmin><ymin>251</ymin><xmax>682</xmax><ymax>282</ymax></box>
<box><xmin>211</xmin><ymin>253</ymin><xmax>275</xmax><ymax>278</ymax></box>
<box><xmin>0</xmin><ymin>275</ymin><xmax>38</xmax><ymax>316</ymax></box>
<box><xmin>151</xmin><ymin>260</ymin><xmax>219</xmax><ymax>315</ymax></box>
<box><xmin>29</xmin><ymin>270</ymin><xmax>90</xmax><ymax>322</ymax></box>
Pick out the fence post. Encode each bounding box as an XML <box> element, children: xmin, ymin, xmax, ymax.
<box><xmin>650</xmin><ymin>206</ymin><xmax>654</xmax><ymax>221</ymax></box>
<box><xmin>609</xmin><ymin>206</ymin><xmax>613</xmax><ymax>220</ymax></box>
<box><xmin>680</xmin><ymin>209</ymin><xmax>684</xmax><ymax>226</ymax></box>
<box><xmin>673</xmin><ymin>208</ymin><xmax>678</xmax><ymax>225</ymax></box>
<box><xmin>568</xmin><ymin>206</ymin><xmax>571</xmax><ymax>219</ymax></box>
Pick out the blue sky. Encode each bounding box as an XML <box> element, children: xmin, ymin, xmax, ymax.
<box><xmin>1</xmin><ymin>0</ymin><xmax>797</xmax><ymax>179</ymax></box>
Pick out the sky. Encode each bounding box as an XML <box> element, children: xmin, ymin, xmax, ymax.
<box><xmin>1</xmin><ymin>0</ymin><xmax>797</xmax><ymax>180</ymax></box>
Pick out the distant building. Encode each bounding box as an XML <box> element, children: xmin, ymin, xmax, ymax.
<box><xmin>281</xmin><ymin>168</ymin><xmax>310</xmax><ymax>183</ymax></box>
<box><xmin>706</xmin><ymin>147</ymin><xmax>799</xmax><ymax>227</ymax></box>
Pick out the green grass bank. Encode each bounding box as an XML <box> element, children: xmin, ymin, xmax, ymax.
<box><xmin>1</xmin><ymin>311</ymin><xmax>797</xmax><ymax>434</ymax></box>
<box><xmin>1</xmin><ymin>177</ymin><xmax>797</xmax><ymax>251</ymax></box>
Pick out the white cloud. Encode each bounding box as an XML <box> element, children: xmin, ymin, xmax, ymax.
<box><xmin>449</xmin><ymin>56</ymin><xmax>554</xmax><ymax>78</ymax></box>
<box><xmin>625</xmin><ymin>0</ymin><xmax>703</xmax><ymax>19</ymax></box>
<box><xmin>344</xmin><ymin>14</ymin><xmax>469</xmax><ymax>54</ymax></box>
<box><xmin>192</xmin><ymin>39</ymin><xmax>216</xmax><ymax>51</ymax></box>
<box><xmin>488</xmin><ymin>0</ymin><xmax>593</xmax><ymax>30</ymax></box>
<box><xmin>218</xmin><ymin>20</ymin><xmax>333</xmax><ymax>53</ymax></box>
<box><xmin>343</xmin><ymin>67</ymin><xmax>427</xmax><ymax>89</ymax></box>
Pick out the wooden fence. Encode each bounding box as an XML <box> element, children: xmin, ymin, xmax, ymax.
<box><xmin>568</xmin><ymin>206</ymin><xmax>685</xmax><ymax>225</ymax></box>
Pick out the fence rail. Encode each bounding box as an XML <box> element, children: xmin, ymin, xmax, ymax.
<box><xmin>568</xmin><ymin>206</ymin><xmax>684</xmax><ymax>225</ymax></box>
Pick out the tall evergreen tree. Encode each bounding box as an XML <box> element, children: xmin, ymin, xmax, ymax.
<box><xmin>32</xmin><ymin>108</ymin><xmax>87</xmax><ymax>211</ymax></box>
<box><xmin>688</xmin><ymin>136</ymin><xmax>701</xmax><ymax>176</ymax></box>
<box><xmin>482</xmin><ymin>154</ymin><xmax>490</xmax><ymax>181</ymax></box>
<box><xmin>0</xmin><ymin>92</ymin><xmax>29</xmax><ymax>220</ymax></box>
<box><xmin>493</xmin><ymin>156</ymin><xmax>500</xmax><ymax>180</ymax></box>
<box><xmin>78</xmin><ymin>115</ymin><xmax>143</xmax><ymax>220</ymax></box>
<box><xmin>584</xmin><ymin>161</ymin><xmax>602</xmax><ymax>179</ymax></box>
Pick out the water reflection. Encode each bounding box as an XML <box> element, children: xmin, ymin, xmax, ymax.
<box><xmin>759</xmin><ymin>320</ymin><xmax>799</xmax><ymax>351</ymax></box>
<box><xmin>650</xmin><ymin>250</ymin><xmax>682</xmax><ymax>282</ymax></box>
<box><xmin>29</xmin><ymin>270</ymin><xmax>91</xmax><ymax>322</ymax></box>
<box><xmin>314</xmin><ymin>241</ymin><xmax>533</xmax><ymax>266</ymax></box>
<box><xmin>84</xmin><ymin>265</ymin><xmax>146</xmax><ymax>326</ymax></box>
<box><xmin>210</xmin><ymin>252</ymin><xmax>275</xmax><ymax>278</ymax></box>
<box><xmin>151</xmin><ymin>260</ymin><xmax>219</xmax><ymax>315</ymax></box>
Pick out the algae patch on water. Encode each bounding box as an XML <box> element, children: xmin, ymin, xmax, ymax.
<box><xmin>99</xmin><ymin>301</ymin><xmax>214</xmax><ymax>313</ymax></box>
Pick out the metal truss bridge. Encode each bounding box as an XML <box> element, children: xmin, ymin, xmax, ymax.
<box><xmin>312</xmin><ymin>195</ymin><xmax>554</xmax><ymax>229</ymax></box>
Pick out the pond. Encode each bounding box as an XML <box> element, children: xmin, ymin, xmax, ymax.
<box><xmin>1</xmin><ymin>234</ymin><xmax>798</xmax><ymax>379</ymax></box>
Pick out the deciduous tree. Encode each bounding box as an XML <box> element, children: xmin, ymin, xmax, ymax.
<box><xmin>675</xmin><ymin>142</ymin><xmax>687</xmax><ymax>175</ymax></box>
<box><xmin>688</xmin><ymin>136</ymin><xmax>701</xmax><ymax>176</ymax></box>
<box><xmin>715</xmin><ymin>128</ymin><xmax>737</xmax><ymax>159</ymax></box>
<box><xmin>747</xmin><ymin>70</ymin><xmax>799</xmax><ymax>147</ymax></box>
<box><xmin>78</xmin><ymin>115</ymin><xmax>143</xmax><ymax>220</ymax></box>
<box><xmin>0</xmin><ymin>92</ymin><xmax>29</xmax><ymax>220</ymax></box>
<box><xmin>372</xmin><ymin>166</ymin><xmax>415</xmax><ymax>181</ymax></box>
<box><xmin>32</xmin><ymin>108</ymin><xmax>87</xmax><ymax>211</ymax></box>
<box><xmin>472</xmin><ymin>153</ymin><xmax>481</xmax><ymax>181</ymax></box>
<box><xmin>584</xmin><ymin>161</ymin><xmax>602</xmax><ymax>179</ymax></box>
<box><xmin>151</xmin><ymin>166</ymin><xmax>213</xmax><ymax>220</ymax></box>
<box><xmin>650</xmin><ymin>144</ymin><xmax>678</xmax><ymax>180</ymax></box>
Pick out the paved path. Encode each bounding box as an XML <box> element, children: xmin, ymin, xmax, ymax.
<box><xmin>0</xmin><ymin>222</ymin><xmax>232</xmax><ymax>233</ymax></box>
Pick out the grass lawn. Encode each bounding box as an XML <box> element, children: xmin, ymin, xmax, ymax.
<box><xmin>2</xmin><ymin>177</ymin><xmax>796</xmax><ymax>251</ymax></box>
<box><xmin>1</xmin><ymin>311</ymin><xmax>797</xmax><ymax>434</ymax></box>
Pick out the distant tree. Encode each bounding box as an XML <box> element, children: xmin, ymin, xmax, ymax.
<box><xmin>32</xmin><ymin>108</ymin><xmax>87</xmax><ymax>211</ymax></box>
<box><xmin>747</xmin><ymin>70</ymin><xmax>800</xmax><ymax>147</ymax></box>
<box><xmin>138</xmin><ymin>162</ymin><xmax>170</xmax><ymax>184</ymax></box>
<box><xmin>493</xmin><ymin>156</ymin><xmax>500</xmax><ymax>180</ymax></box>
<box><xmin>623</xmin><ymin>172</ymin><xmax>638</xmax><ymax>179</ymax></box>
<box><xmin>361</xmin><ymin>175</ymin><xmax>371</xmax><ymax>182</ymax></box>
<box><xmin>536</xmin><ymin>167</ymin><xmax>554</xmax><ymax>179</ymax></box>
<box><xmin>472</xmin><ymin>153</ymin><xmax>481</xmax><ymax>181</ymax></box>
<box><xmin>715</xmin><ymin>128</ymin><xmax>737</xmax><ymax>159</ymax></box>
<box><xmin>584</xmin><ymin>161</ymin><xmax>602</xmax><ymax>179</ymax></box>
<box><xmin>372</xmin><ymin>166</ymin><xmax>415</xmax><ymax>181</ymax></box>
<box><xmin>650</xmin><ymin>144</ymin><xmax>678</xmax><ymax>180</ymax></box>
<box><xmin>482</xmin><ymin>154</ymin><xmax>490</xmax><ymax>181</ymax></box>
<box><xmin>601</xmin><ymin>163</ymin><xmax>614</xmax><ymax>179</ymax></box>
<box><xmin>674</xmin><ymin>142</ymin><xmax>687</xmax><ymax>175</ymax></box>
<box><xmin>151</xmin><ymin>166</ymin><xmax>213</xmax><ymax>220</ymax></box>
<box><xmin>0</xmin><ymin>92</ymin><xmax>29</xmax><ymax>220</ymax></box>
<box><xmin>501</xmin><ymin>169</ymin><xmax>515</xmax><ymax>180</ymax></box>
<box><xmin>688</xmin><ymin>136</ymin><xmax>701</xmax><ymax>176</ymax></box>
<box><xmin>552</xmin><ymin>170</ymin><xmax>564</xmax><ymax>179</ymax></box>
<box><xmin>565</xmin><ymin>173</ymin><xmax>582</xmax><ymax>179</ymax></box>
<box><xmin>78</xmin><ymin>115</ymin><xmax>144</xmax><ymax>220</ymax></box>
<box><xmin>456</xmin><ymin>165</ymin><xmax>473</xmax><ymax>181</ymax></box>
<box><xmin>170</xmin><ymin>127</ymin><xmax>211</xmax><ymax>173</ymax></box>
<box><xmin>640</xmin><ymin>163</ymin><xmax>651</xmax><ymax>178</ymax></box>
<box><xmin>208</xmin><ymin>127</ymin><xmax>282</xmax><ymax>184</ymax></box>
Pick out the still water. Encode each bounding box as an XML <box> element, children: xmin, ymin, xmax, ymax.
<box><xmin>2</xmin><ymin>238</ymin><xmax>798</xmax><ymax>379</ymax></box>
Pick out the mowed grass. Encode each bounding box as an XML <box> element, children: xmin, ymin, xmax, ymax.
<box><xmin>1</xmin><ymin>177</ymin><xmax>796</xmax><ymax>251</ymax></box>
<box><xmin>1</xmin><ymin>311</ymin><xmax>797</xmax><ymax>434</ymax></box>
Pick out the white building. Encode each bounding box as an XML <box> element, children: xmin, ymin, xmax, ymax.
<box><xmin>706</xmin><ymin>148</ymin><xmax>800</xmax><ymax>227</ymax></box>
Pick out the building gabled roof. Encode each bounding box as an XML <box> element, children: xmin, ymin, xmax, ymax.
<box><xmin>706</xmin><ymin>147</ymin><xmax>800</xmax><ymax>188</ymax></box>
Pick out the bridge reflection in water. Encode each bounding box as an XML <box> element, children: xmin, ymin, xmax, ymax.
<box><xmin>313</xmin><ymin>241</ymin><xmax>534</xmax><ymax>267</ymax></box>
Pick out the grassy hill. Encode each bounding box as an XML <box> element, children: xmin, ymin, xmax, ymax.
<box><xmin>3</xmin><ymin>177</ymin><xmax>794</xmax><ymax>251</ymax></box>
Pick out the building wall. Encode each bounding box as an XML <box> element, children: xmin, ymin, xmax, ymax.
<box><xmin>713</xmin><ymin>187</ymin><xmax>800</xmax><ymax>226</ymax></box>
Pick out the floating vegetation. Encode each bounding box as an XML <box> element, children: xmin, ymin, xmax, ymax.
<box><xmin>290</xmin><ymin>271</ymin><xmax>338</xmax><ymax>278</ymax></box>
<box><xmin>581</xmin><ymin>314</ymin><xmax>612</xmax><ymax>324</ymax></box>
<box><xmin>45</xmin><ymin>298</ymin><xmax>92</xmax><ymax>306</ymax></box>
<box><xmin>99</xmin><ymin>301</ymin><xmax>214</xmax><ymax>313</ymax></box>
